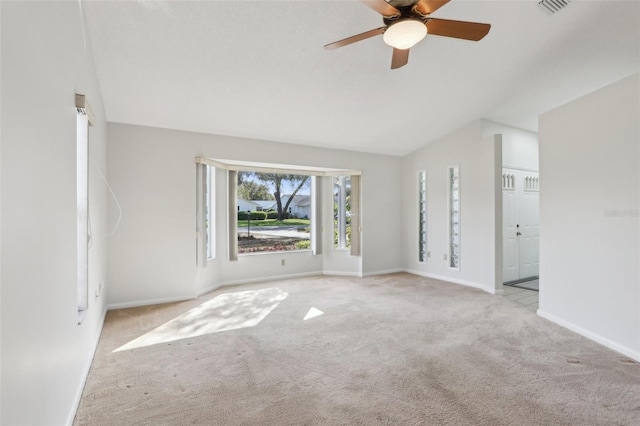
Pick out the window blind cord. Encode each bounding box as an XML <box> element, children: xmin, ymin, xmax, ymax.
<box><xmin>90</xmin><ymin>160</ymin><xmax>123</xmax><ymax>237</ymax></box>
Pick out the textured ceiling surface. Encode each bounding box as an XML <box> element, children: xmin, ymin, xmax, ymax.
<box><xmin>82</xmin><ymin>0</ymin><xmax>640</xmax><ymax>156</ymax></box>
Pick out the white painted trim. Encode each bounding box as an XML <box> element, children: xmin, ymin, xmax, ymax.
<box><xmin>194</xmin><ymin>157</ymin><xmax>361</xmax><ymax>177</ymax></box>
<box><xmin>107</xmin><ymin>295</ymin><xmax>193</xmax><ymax>310</ymax></box>
<box><xmin>323</xmin><ymin>270</ymin><xmax>362</xmax><ymax>277</ymax></box>
<box><xmin>196</xmin><ymin>283</ymin><xmax>221</xmax><ymax>297</ymax></box>
<box><xmin>417</xmin><ymin>169</ymin><xmax>427</xmax><ymax>263</ymax></box>
<box><xmin>447</xmin><ymin>165</ymin><xmax>461</xmax><ymax>270</ymax></box>
<box><xmin>217</xmin><ymin>271</ymin><xmax>323</xmax><ymax>287</ymax></box>
<box><xmin>493</xmin><ymin>134</ymin><xmax>504</xmax><ymax>294</ymax></box>
<box><xmin>66</xmin><ymin>306</ymin><xmax>108</xmax><ymax>426</ymax></box>
<box><xmin>537</xmin><ymin>309</ymin><xmax>640</xmax><ymax>362</ymax></box>
<box><xmin>362</xmin><ymin>268</ymin><xmax>404</xmax><ymax>277</ymax></box>
<box><xmin>405</xmin><ymin>269</ymin><xmax>494</xmax><ymax>294</ymax></box>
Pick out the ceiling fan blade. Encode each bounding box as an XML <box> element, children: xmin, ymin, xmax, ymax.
<box><xmin>391</xmin><ymin>48</ymin><xmax>409</xmax><ymax>69</ymax></box>
<box><xmin>415</xmin><ymin>0</ymin><xmax>451</xmax><ymax>15</ymax></box>
<box><xmin>359</xmin><ymin>0</ymin><xmax>400</xmax><ymax>17</ymax></box>
<box><xmin>324</xmin><ymin>27</ymin><xmax>386</xmax><ymax>50</ymax></box>
<box><xmin>426</xmin><ymin>18</ymin><xmax>491</xmax><ymax>41</ymax></box>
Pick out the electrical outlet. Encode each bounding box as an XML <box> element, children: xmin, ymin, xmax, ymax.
<box><xmin>443</xmin><ymin>253</ymin><xmax>448</xmax><ymax>261</ymax></box>
<box><xmin>281</xmin><ymin>259</ymin><xmax>285</xmax><ymax>266</ymax></box>
<box><xmin>427</xmin><ymin>251</ymin><xmax>431</xmax><ymax>258</ymax></box>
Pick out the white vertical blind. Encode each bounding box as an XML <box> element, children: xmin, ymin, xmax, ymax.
<box><xmin>311</xmin><ymin>176</ymin><xmax>322</xmax><ymax>255</ymax></box>
<box><xmin>77</xmin><ymin>112</ymin><xmax>89</xmax><ymax>312</ymax></box>
<box><xmin>350</xmin><ymin>175</ymin><xmax>361</xmax><ymax>256</ymax></box>
<box><xmin>228</xmin><ymin>170</ymin><xmax>238</xmax><ymax>261</ymax></box>
<box><xmin>195</xmin><ymin>163</ymin><xmax>207</xmax><ymax>267</ymax></box>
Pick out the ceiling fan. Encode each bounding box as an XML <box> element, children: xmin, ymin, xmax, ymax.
<box><xmin>324</xmin><ymin>0</ymin><xmax>491</xmax><ymax>69</ymax></box>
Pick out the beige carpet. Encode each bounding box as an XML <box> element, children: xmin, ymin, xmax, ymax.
<box><xmin>75</xmin><ymin>273</ymin><xmax>640</xmax><ymax>425</ymax></box>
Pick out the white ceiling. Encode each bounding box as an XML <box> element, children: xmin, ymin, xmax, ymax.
<box><xmin>82</xmin><ymin>0</ymin><xmax>640</xmax><ymax>156</ymax></box>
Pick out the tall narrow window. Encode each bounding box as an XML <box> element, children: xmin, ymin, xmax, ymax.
<box><xmin>448</xmin><ymin>166</ymin><xmax>460</xmax><ymax>269</ymax></box>
<box><xmin>196</xmin><ymin>164</ymin><xmax>215</xmax><ymax>265</ymax></box>
<box><xmin>76</xmin><ymin>108</ymin><xmax>89</xmax><ymax>316</ymax></box>
<box><xmin>206</xmin><ymin>166</ymin><xmax>215</xmax><ymax>259</ymax></box>
<box><xmin>334</xmin><ymin>176</ymin><xmax>351</xmax><ymax>249</ymax></box>
<box><xmin>418</xmin><ymin>171</ymin><xmax>427</xmax><ymax>262</ymax></box>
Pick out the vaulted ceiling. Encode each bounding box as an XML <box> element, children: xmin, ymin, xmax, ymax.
<box><xmin>82</xmin><ymin>0</ymin><xmax>639</xmax><ymax>156</ymax></box>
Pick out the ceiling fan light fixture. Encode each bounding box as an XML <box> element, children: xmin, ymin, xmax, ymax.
<box><xmin>383</xmin><ymin>19</ymin><xmax>427</xmax><ymax>50</ymax></box>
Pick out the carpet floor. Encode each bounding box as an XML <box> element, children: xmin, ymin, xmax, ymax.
<box><xmin>74</xmin><ymin>273</ymin><xmax>640</xmax><ymax>425</ymax></box>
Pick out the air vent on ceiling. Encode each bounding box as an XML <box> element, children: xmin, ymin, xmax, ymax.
<box><xmin>538</xmin><ymin>0</ymin><xmax>571</xmax><ymax>15</ymax></box>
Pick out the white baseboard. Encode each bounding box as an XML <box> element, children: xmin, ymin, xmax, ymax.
<box><xmin>214</xmin><ymin>271</ymin><xmax>324</xmax><ymax>289</ymax></box>
<box><xmin>66</xmin><ymin>306</ymin><xmax>108</xmax><ymax>426</ymax></box>
<box><xmin>107</xmin><ymin>295</ymin><xmax>193</xmax><ymax>310</ymax></box>
<box><xmin>107</xmin><ymin>270</ymin><xmax>497</xmax><ymax>310</ymax></box>
<box><xmin>109</xmin><ymin>271</ymin><xmax>350</xmax><ymax>309</ymax></box>
<box><xmin>201</xmin><ymin>271</ymin><xmax>359</xmax><ymax>297</ymax></box>
<box><xmin>196</xmin><ymin>283</ymin><xmax>221</xmax><ymax>297</ymax></box>
<box><xmin>323</xmin><ymin>270</ymin><xmax>362</xmax><ymax>277</ymax></box>
<box><xmin>362</xmin><ymin>268</ymin><xmax>404</xmax><ymax>277</ymax></box>
<box><xmin>404</xmin><ymin>269</ymin><xmax>495</xmax><ymax>294</ymax></box>
<box><xmin>537</xmin><ymin>309</ymin><xmax>640</xmax><ymax>362</ymax></box>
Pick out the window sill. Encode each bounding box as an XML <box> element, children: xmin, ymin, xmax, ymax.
<box><xmin>239</xmin><ymin>249</ymin><xmax>312</xmax><ymax>257</ymax></box>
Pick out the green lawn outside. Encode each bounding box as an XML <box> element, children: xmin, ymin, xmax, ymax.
<box><xmin>237</xmin><ymin>218</ymin><xmax>310</xmax><ymax>227</ymax></box>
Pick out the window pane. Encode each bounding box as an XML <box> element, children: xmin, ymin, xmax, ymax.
<box><xmin>237</xmin><ymin>172</ymin><xmax>311</xmax><ymax>254</ymax></box>
<box><xmin>334</xmin><ymin>176</ymin><xmax>351</xmax><ymax>249</ymax></box>
<box><xmin>418</xmin><ymin>171</ymin><xmax>427</xmax><ymax>262</ymax></box>
<box><xmin>448</xmin><ymin>166</ymin><xmax>460</xmax><ymax>268</ymax></box>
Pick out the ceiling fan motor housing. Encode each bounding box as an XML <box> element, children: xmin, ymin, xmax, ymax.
<box><xmin>383</xmin><ymin>4</ymin><xmax>428</xmax><ymax>27</ymax></box>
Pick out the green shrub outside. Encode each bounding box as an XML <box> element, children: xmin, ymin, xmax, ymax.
<box><xmin>238</xmin><ymin>211</ymin><xmax>267</xmax><ymax>221</ymax></box>
<box><xmin>295</xmin><ymin>240</ymin><xmax>311</xmax><ymax>250</ymax></box>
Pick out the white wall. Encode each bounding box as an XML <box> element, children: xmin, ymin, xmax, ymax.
<box><xmin>482</xmin><ymin>120</ymin><xmax>539</xmax><ymax>171</ymax></box>
<box><xmin>538</xmin><ymin>73</ymin><xmax>640</xmax><ymax>360</ymax></box>
<box><xmin>107</xmin><ymin>123</ymin><xmax>403</xmax><ymax>307</ymax></box>
<box><xmin>1</xmin><ymin>1</ymin><xmax>108</xmax><ymax>424</ymax></box>
<box><xmin>402</xmin><ymin>121</ymin><xmax>499</xmax><ymax>293</ymax></box>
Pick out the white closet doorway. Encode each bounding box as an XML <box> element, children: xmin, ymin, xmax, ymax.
<box><xmin>502</xmin><ymin>168</ymin><xmax>540</xmax><ymax>283</ymax></box>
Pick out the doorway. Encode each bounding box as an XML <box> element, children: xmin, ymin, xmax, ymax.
<box><xmin>502</xmin><ymin>168</ymin><xmax>539</xmax><ymax>287</ymax></box>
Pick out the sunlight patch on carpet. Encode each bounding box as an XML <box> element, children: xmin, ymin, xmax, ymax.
<box><xmin>114</xmin><ymin>288</ymin><xmax>288</xmax><ymax>352</ymax></box>
<box><xmin>303</xmin><ymin>307</ymin><xmax>324</xmax><ymax>320</ymax></box>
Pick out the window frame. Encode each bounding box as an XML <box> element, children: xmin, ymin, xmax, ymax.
<box><xmin>235</xmin><ymin>171</ymin><xmax>313</xmax><ymax>256</ymax></box>
<box><xmin>333</xmin><ymin>175</ymin><xmax>351</xmax><ymax>250</ymax></box>
<box><xmin>447</xmin><ymin>165</ymin><xmax>460</xmax><ymax>270</ymax></box>
<box><xmin>194</xmin><ymin>157</ymin><xmax>362</xmax><ymax>260</ymax></box>
<box><xmin>418</xmin><ymin>170</ymin><xmax>427</xmax><ymax>263</ymax></box>
<box><xmin>206</xmin><ymin>165</ymin><xmax>215</xmax><ymax>260</ymax></box>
